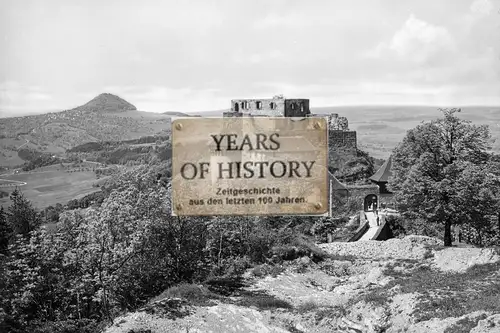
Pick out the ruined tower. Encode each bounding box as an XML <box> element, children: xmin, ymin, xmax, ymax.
<box><xmin>326</xmin><ymin>113</ymin><xmax>357</xmax><ymax>154</ymax></box>
<box><xmin>224</xmin><ymin>95</ymin><xmax>311</xmax><ymax>118</ymax></box>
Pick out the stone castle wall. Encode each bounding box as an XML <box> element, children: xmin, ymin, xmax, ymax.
<box><xmin>321</xmin><ymin>113</ymin><xmax>357</xmax><ymax>154</ymax></box>
<box><xmin>226</xmin><ymin>97</ymin><xmax>310</xmax><ymax>118</ymax></box>
<box><xmin>346</xmin><ymin>184</ymin><xmax>380</xmax><ymax>211</ymax></box>
<box><xmin>329</xmin><ymin>131</ymin><xmax>357</xmax><ymax>154</ymax></box>
<box><xmin>229</xmin><ymin>98</ymin><xmax>286</xmax><ymax>117</ymax></box>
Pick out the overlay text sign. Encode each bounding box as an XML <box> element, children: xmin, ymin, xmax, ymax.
<box><xmin>171</xmin><ymin>117</ymin><xmax>328</xmax><ymax>216</ymax></box>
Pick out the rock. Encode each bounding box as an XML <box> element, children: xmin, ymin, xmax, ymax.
<box><xmin>136</xmin><ymin>297</ymin><xmax>193</xmax><ymax>319</ymax></box>
<box><xmin>433</xmin><ymin>248</ymin><xmax>500</xmax><ymax>273</ymax></box>
<box><xmin>348</xmin><ymin>301</ymin><xmax>391</xmax><ymax>333</ymax></box>
<box><xmin>403</xmin><ymin>235</ymin><xmax>442</xmax><ymax>246</ymax></box>
<box><xmin>470</xmin><ymin>314</ymin><xmax>500</xmax><ymax>333</ymax></box>
<box><xmin>405</xmin><ymin>311</ymin><xmax>490</xmax><ymax>333</ymax></box>
<box><xmin>319</xmin><ymin>237</ymin><xmax>440</xmax><ymax>261</ymax></box>
<box><xmin>105</xmin><ymin>304</ymin><xmax>291</xmax><ymax>333</ymax></box>
<box><xmin>298</xmin><ymin>256</ymin><xmax>312</xmax><ymax>266</ymax></box>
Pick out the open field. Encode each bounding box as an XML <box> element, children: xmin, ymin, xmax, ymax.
<box><xmin>0</xmin><ymin>169</ymin><xmax>100</xmax><ymax>209</ymax></box>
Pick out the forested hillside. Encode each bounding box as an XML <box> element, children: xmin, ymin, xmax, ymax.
<box><xmin>0</xmin><ymin>94</ymin><xmax>171</xmax><ymax>167</ymax></box>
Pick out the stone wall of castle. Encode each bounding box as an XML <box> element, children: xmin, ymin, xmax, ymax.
<box><xmin>329</xmin><ymin>131</ymin><xmax>357</xmax><ymax>154</ymax></box>
<box><xmin>327</xmin><ymin>113</ymin><xmax>349</xmax><ymax>131</ymax></box>
<box><xmin>229</xmin><ymin>98</ymin><xmax>286</xmax><ymax>117</ymax></box>
<box><xmin>326</xmin><ymin>113</ymin><xmax>357</xmax><ymax>155</ymax></box>
<box><xmin>346</xmin><ymin>184</ymin><xmax>380</xmax><ymax>211</ymax></box>
<box><xmin>225</xmin><ymin>97</ymin><xmax>310</xmax><ymax>118</ymax></box>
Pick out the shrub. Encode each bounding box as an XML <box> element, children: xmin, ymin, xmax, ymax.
<box><xmin>443</xmin><ymin>314</ymin><xmax>489</xmax><ymax>333</ymax></box>
<box><xmin>251</xmin><ymin>264</ymin><xmax>286</xmax><ymax>278</ymax></box>
<box><xmin>314</xmin><ymin>306</ymin><xmax>347</xmax><ymax>323</ymax></box>
<box><xmin>151</xmin><ymin>284</ymin><xmax>217</xmax><ymax>307</ymax></box>
<box><xmin>203</xmin><ymin>276</ymin><xmax>247</xmax><ymax>296</ymax></box>
<box><xmin>237</xmin><ymin>291</ymin><xmax>293</xmax><ymax>310</ymax></box>
<box><xmin>27</xmin><ymin>319</ymin><xmax>103</xmax><ymax>333</ymax></box>
<box><xmin>271</xmin><ymin>235</ymin><xmax>330</xmax><ymax>263</ymax></box>
<box><xmin>298</xmin><ymin>301</ymin><xmax>319</xmax><ymax>312</ymax></box>
<box><xmin>386</xmin><ymin>216</ymin><xmax>442</xmax><ymax>240</ymax></box>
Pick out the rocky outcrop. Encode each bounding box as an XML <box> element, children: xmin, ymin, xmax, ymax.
<box><xmin>433</xmin><ymin>247</ymin><xmax>500</xmax><ymax>273</ymax></box>
<box><xmin>319</xmin><ymin>235</ymin><xmax>441</xmax><ymax>260</ymax></box>
<box><xmin>103</xmin><ymin>236</ymin><xmax>500</xmax><ymax>333</ymax></box>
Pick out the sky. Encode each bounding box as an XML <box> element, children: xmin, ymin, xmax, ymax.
<box><xmin>0</xmin><ymin>0</ymin><xmax>499</xmax><ymax>116</ymax></box>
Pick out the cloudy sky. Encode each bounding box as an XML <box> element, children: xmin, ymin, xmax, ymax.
<box><xmin>0</xmin><ymin>0</ymin><xmax>499</xmax><ymax>116</ymax></box>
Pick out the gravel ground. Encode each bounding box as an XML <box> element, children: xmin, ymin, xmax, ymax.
<box><xmin>433</xmin><ymin>247</ymin><xmax>500</xmax><ymax>272</ymax></box>
<box><xmin>319</xmin><ymin>235</ymin><xmax>441</xmax><ymax>260</ymax></box>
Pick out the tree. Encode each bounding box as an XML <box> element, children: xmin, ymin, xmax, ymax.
<box><xmin>455</xmin><ymin>161</ymin><xmax>500</xmax><ymax>246</ymax></box>
<box><xmin>0</xmin><ymin>206</ymin><xmax>11</xmax><ymax>254</ymax></box>
<box><xmin>388</xmin><ymin>108</ymin><xmax>492</xmax><ymax>246</ymax></box>
<box><xmin>7</xmin><ymin>188</ymin><xmax>41</xmax><ymax>237</ymax></box>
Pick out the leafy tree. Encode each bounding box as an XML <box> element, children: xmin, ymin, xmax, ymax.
<box><xmin>389</xmin><ymin>108</ymin><xmax>492</xmax><ymax>246</ymax></box>
<box><xmin>454</xmin><ymin>161</ymin><xmax>500</xmax><ymax>246</ymax></box>
<box><xmin>7</xmin><ymin>188</ymin><xmax>41</xmax><ymax>237</ymax></box>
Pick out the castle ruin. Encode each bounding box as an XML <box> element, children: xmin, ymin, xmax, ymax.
<box><xmin>223</xmin><ymin>95</ymin><xmax>357</xmax><ymax>154</ymax></box>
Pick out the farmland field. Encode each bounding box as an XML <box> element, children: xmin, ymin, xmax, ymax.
<box><xmin>0</xmin><ymin>169</ymin><xmax>101</xmax><ymax>209</ymax></box>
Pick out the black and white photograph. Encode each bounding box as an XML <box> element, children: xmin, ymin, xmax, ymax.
<box><xmin>1</xmin><ymin>0</ymin><xmax>500</xmax><ymax>332</ymax></box>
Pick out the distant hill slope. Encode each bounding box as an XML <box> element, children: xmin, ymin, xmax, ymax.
<box><xmin>0</xmin><ymin>94</ymin><xmax>170</xmax><ymax>167</ymax></box>
<box><xmin>75</xmin><ymin>93</ymin><xmax>137</xmax><ymax>112</ymax></box>
<box><xmin>163</xmin><ymin>111</ymin><xmax>192</xmax><ymax>117</ymax></box>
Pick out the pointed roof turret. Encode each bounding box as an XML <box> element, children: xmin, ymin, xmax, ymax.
<box><xmin>369</xmin><ymin>155</ymin><xmax>392</xmax><ymax>183</ymax></box>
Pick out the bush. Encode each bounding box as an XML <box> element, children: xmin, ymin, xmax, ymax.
<box><xmin>237</xmin><ymin>291</ymin><xmax>293</xmax><ymax>310</ymax></box>
<box><xmin>204</xmin><ymin>276</ymin><xmax>247</xmax><ymax>296</ymax></box>
<box><xmin>270</xmin><ymin>235</ymin><xmax>330</xmax><ymax>263</ymax></box>
<box><xmin>151</xmin><ymin>284</ymin><xmax>217</xmax><ymax>306</ymax></box>
<box><xmin>27</xmin><ymin>319</ymin><xmax>103</xmax><ymax>333</ymax></box>
<box><xmin>386</xmin><ymin>216</ymin><xmax>442</xmax><ymax>240</ymax></box>
<box><xmin>297</xmin><ymin>301</ymin><xmax>319</xmax><ymax>312</ymax></box>
<box><xmin>251</xmin><ymin>264</ymin><xmax>285</xmax><ymax>278</ymax></box>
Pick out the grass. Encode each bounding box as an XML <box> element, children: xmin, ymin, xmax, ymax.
<box><xmin>236</xmin><ymin>290</ymin><xmax>293</xmax><ymax>311</ymax></box>
<box><xmin>0</xmin><ymin>169</ymin><xmax>99</xmax><ymax>209</ymax></box>
<box><xmin>153</xmin><ymin>278</ymin><xmax>293</xmax><ymax>312</ymax></box>
<box><xmin>297</xmin><ymin>301</ymin><xmax>320</xmax><ymax>313</ymax></box>
<box><xmin>360</xmin><ymin>260</ymin><xmax>500</xmax><ymax>322</ymax></box>
<box><xmin>361</xmin><ymin>290</ymin><xmax>392</xmax><ymax>306</ymax></box>
<box><xmin>327</xmin><ymin>254</ymin><xmax>358</xmax><ymax>262</ymax></box>
<box><xmin>313</xmin><ymin>305</ymin><xmax>347</xmax><ymax>324</ymax></box>
<box><xmin>423</xmin><ymin>243</ymin><xmax>447</xmax><ymax>253</ymax></box>
<box><xmin>443</xmin><ymin>314</ymin><xmax>489</xmax><ymax>333</ymax></box>
<box><xmin>251</xmin><ymin>264</ymin><xmax>286</xmax><ymax>278</ymax></box>
<box><xmin>271</xmin><ymin>235</ymin><xmax>331</xmax><ymax>263</ymax></box>
<box><xmin>204</xmin><ymin>275</ymin><xmax>248</xmax><ymax>296</ymax></box>
<box><xmin>151</xmin><ymin>283</ymin><xmax>219</xmax><ymax>307</ymax></box>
